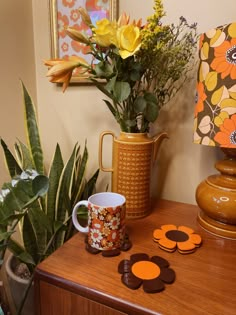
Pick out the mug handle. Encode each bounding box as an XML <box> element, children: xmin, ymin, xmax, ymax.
<box><xmin>72</xmin><ymin>200</ymin><xmax>89</xmax><ymax>233</ymax></box>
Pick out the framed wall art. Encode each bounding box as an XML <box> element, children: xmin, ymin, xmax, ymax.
<box><xmin>49</xmin><ymin>0</ymin><xmax>118</xmax><ymax>83</ymax></box>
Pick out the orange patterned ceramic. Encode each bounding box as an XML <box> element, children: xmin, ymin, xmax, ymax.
<box><xmin>72</xmin><ymin>192</ymin><xmax>126</xmax><ymax>250</ymax></box>
<box><xmin>99</xmin><ymin>132</ymin><xmax>168</xmax><ymax>219</ymax></box>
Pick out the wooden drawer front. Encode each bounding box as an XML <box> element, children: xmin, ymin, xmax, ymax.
<box><xmin>38</xmin><ymin>281</ymin><xmax>127</xmax><ymax>315</ymax></box>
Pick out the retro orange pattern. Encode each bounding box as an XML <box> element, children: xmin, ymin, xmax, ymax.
<box><xmin>56</xmin><ymin>0</ymin><xmax>111</xmax><ymax>62</ymax></box>
<box><xmin>194</xmin><ymin>22</ymin><xmax>236</xmax><ymax>148</ymax></box>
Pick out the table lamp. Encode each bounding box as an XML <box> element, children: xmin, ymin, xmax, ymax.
<box><xmin>194</xmin><ymin>22</ymin><xmax>236</xmax><ymax>239</ymax></box>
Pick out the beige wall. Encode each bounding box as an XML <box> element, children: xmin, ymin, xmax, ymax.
<box><xmin>0</xmin><ymin>0</ymin><xmax>37</xmax><ymax>184</ymax></box>
<box><xmin>1</xmin><ymin>0</ymin><xmax>235</xmax><ymax>205</ymax></box>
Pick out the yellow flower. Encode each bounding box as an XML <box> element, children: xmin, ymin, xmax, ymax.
<box><xmin>66</xmin><ymin>27</ymin><xmax>90</xmax><ymax>44</ymax></box>
<box><xmin>44</xmin><ymin>56</ymin><xmax>89</xmax><ymax>92</ymax></box>
<box><xmin>92</xmin><ymin>19</ymin><xmax>118</xmax><ymax>47</ymax></box>
<box><xmin>117</xmin><ymin>24</ymin><xmax>141</xmax><ymax>59</ymax></box>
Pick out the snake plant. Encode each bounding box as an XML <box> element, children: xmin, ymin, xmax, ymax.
<box><xmin>0</xmin><ymin>81</ymin><xmax>99</xmax><ymax>273</ymax></box>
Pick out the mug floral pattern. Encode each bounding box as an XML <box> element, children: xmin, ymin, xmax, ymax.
<box><xmin>88</xmin><ymin>204</ymin><xmax>126</xmax><ymax>250</ymax></box>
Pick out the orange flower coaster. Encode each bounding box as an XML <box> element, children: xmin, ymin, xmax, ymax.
<box><xmin>153</xmin><ymin>225</ymin><xmax>202</xmax><ymax>254</ymax></box>
<box><xmin>118</xmin><ymin>253</ymin><xmax>175</xmax><ymax>293</ymax></box>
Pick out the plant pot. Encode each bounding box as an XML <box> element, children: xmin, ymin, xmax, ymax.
<box><xmin>3</xmin><ymin>254</ymin><xmax>34</xmax><ymax>315</ymax></box>
<box><xmin>99</xmin><ymin>131</ymin><xmax>168</xmax><ymax>219</ymax></box>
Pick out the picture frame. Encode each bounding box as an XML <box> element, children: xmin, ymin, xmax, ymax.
<box><xmin>49</xmin><ymin>0</ymin><xmax>118</xmax><ymax>83</ymax></box>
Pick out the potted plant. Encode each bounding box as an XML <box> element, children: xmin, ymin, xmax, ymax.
<box><xmin>0</xmin><ymin>82</ymin><xmax>99</xmax><ymax>315</ymax></box>
<box><xmin>43</xmin><ymin>0</ymin><xmax>198</xmax><ymax>218</ymax></box>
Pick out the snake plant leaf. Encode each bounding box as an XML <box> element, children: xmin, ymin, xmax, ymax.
<box><xmin>0</xmin><ymin>212</ymin><xmax>26</xmax><ymax>226</ymax></box>
<box><xmin>53</xmin><ymin>221</ymin><xmax>67</xmax><ymax>234</ymax></box>
<box><xmin>26</xmin><ymin>206</ymin><xmax>51</xmax><ymax>258</ymax></box>
<box><xmin>71</xmin><ymin>144</ymin><xmax>88</xmax><ymax>207</ymax></box>
<box><xmin>46</xmin><ymin>144</ymin><xmax>64</xmax><ymax>224</ymax></box>
<box><xmin>54</xmin><ymin>145</ymin><xmax>77</xmax><ymax>248</ymax></box>
<box><xmin>81</xmin><ymin>169</ymin><xmax>99</xmax><ymax>201</ymax></box>
<box><xmin>14</xmin><ymin>140</ymin><xmax>34</xmax><ymax>170</ymax></box>
<box><xmin>0</xmin><ymin>139</ymin><xmax>22</xmax><ymax>178</ymax></box>
<box><xmin>7</xmin><ymin>238</ymin><xmax>36</xmax><ymax>269</ymax></box>
<box><xmin>21</xmin><ymin>81</ymin><xmax>44</xmax><ymax>174</ymax></box>
<box><xmin>0</xmin><ymin>231</ymin><xmax>14</xmax><ymax>242</ymax></box>
<box><xmin>21</xmin><ymin>212</ymin><xmax>39</xmax><ymax>265</ymax></box>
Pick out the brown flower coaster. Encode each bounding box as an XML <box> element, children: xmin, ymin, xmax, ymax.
<box><xmin>85</xmin><ymin>233</ymin><xmax>132</xmax><ymax>257</ymax></box>
<box><xmin>118</xmin><ymin>253</ymin><xmax>175</xmax><ymax>293</ymax></box>
<box><xmin>153</xmin><ymin>224</ymin><xmax>202</xmax><ymax>254</ymax></box>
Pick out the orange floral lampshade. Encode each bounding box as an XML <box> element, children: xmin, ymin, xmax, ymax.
<box><xmin>194</xmin><ymin>22</ymin><xmax>236</xmax><ymax>148</ymax></box>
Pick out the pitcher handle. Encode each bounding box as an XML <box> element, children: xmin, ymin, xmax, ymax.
<box><xmin>99</xmin><ymin>131</ymin><xmax>115</xmax><ymax>172</ymax></box>
<box><xmin>152</xmin><ymin>132</ymin><xmax>169</xmax><ymax>163</ymax></box>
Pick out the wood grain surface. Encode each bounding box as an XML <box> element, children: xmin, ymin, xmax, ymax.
<box><xmin>34</xmin><ymin>199</ymin><xmax>236</xmax><ymax>315</ymax></box>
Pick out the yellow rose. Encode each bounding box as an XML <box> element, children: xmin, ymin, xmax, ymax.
<box><xmin>117</xmin><ymin>24</ymin><xmax>141</xmax><ymax>59</ymax></box>
<box><xmin>92</xmin><ymin>19</ymin><xmax>118</xmax><ymax>47</ymax></box>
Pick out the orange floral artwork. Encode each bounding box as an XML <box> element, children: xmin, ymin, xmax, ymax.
<box><xmin>153</xmin><ymin>224</ymin><xmax>202</xmax><ymax>254</ymax></box>
<box><xmin>50</xmin><ymin>0</ymin><xmax>116</xmax><ymax>80</ymax></box>
<box><xmin>194</xmin><ymin>22</ymin><xmax>236</xmax><ymax>148</ymax></box>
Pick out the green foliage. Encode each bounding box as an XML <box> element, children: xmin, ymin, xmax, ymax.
<box><xmin>0</xmin><ymin>82</ymin><xmax>99</xmax><ymax>272</ymax></box>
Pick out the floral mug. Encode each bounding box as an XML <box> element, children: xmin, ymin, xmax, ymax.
<box><xmin>72</xmin><ymin>192</ymin><xmax>126</xmax><ymax>251</ymax></box>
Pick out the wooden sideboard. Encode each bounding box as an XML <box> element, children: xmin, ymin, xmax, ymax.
<box><xmin>34</xmin><ymin>199</ymin><xmax>236</xmax><ymax>315</ymax></box>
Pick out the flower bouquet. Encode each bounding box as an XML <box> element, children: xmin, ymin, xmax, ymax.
<box><xmin>45</xmin><ymin>0</ymin><xmax>198</xmax><ymax>133</ymax></box>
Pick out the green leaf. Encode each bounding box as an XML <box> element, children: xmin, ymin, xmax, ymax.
<box><xmin>17</xmin><ymin>252</ymin><xmax>36</xmax><ymax>266</ymax></box>
<box><xmin>94</xmin><ymin>61</ymin><xmax>113</xmax><ymax>78</ymax></box>
<box><xmin>0</xmin><ymin>139</ymin><xmax>22</xmax><ymax>178</ymax></box>
<box><xmin>90</xmin><ymin>78</ymin><xmax>114</xmax><ymax>99</ymax></box>
<box><xmin>81</xmin><ymin>169</ymin><xmax>99</xmax><ymax>200</ymax></box>
<box><xmin>143</xmin><ymin>92</ymin><xmax>159</xmax><ymax>123</ymax></box>
<box><xmin>46</xmin><ymin>144</ymin><xmax>64</xmax><ymax>224</ymax></box>
<box><xmin>14</xmin><ymin>140</ymin><xmax>34</xmax><ymax>170</ymax></box>
<box><xmin>113</xmin><ymin>81</ymin><xmax>131</xmax><ymax>103</ymax></box>
<box><xmin>7</xmin><ymin>238</ymin><xmax>36</xmax><ymax>268</ymax></box>
<box><xmin>0</xmin><ymin>231</ymin><xmax>14</xmax><ymax>242</ymax></box>
<box><xmin>54</xmin><ymin>145</ymin><xmax>77</xmax><ymax>248</ymax></box>
<box><xmin>32</xmin><ymin>175</ymin><xmax>49</xmax><ymax>197</ymax></box>
<box><xmin>21</xmin><ymin>212</ymin><xmax>39</xmax><ymax>264</ymax></box>
<box><xmin>103</xmin><ymin>99</ymin><xmax>117</xmax><ymax>120</ymax></box>
<box><xmin>145</xmin><ymin>101</ymin><xmax>159</xmax><ymax>122</ymax></box>
<box><xmin>144</xmin><ymin>92</ymin><xmax>158</xmax><ymax>103</ymax></box>
<box><xmin>21</xmin><ymin>81</ymin><xmax>44</xmax><ymax>174</ymax></box>
<box><xmin>134</xmin><ymin>96</ymin><xmax>147</xmax><ymax>113</ymax></box>
<box><xmin>71</xmin><ymin>144</ymin><xmax>88</xmax><ymax>209</ymax></box>
<box><xmin>105</xmin><ymin>76</ymin><xmax>117</xmax><ymax>93</ymax></box>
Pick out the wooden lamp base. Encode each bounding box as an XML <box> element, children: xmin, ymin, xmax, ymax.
<box><xmin>196</xmin><ymin>148</ymin><xmax>236</xmax><ymax>239</ymax></box>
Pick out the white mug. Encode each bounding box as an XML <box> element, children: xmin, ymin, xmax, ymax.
<box><xmin>72</xmin><ymin>192</ymin><xmax>126</xmax><ymax>250</ymax></box>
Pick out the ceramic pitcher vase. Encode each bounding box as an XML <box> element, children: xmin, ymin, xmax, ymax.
<box><xmin>99</xmin><ymin>131</ymin><xmax>168</xmax><ymax>219</ymax></box>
